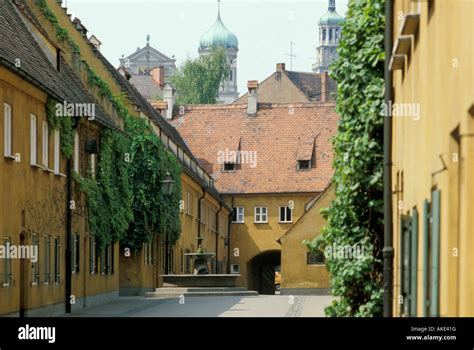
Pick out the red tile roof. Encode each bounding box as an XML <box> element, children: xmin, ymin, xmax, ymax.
<box><xmin>170</xmin><ymin>102</ymin><xmax>338</xmax><ymax>194</ymax></box>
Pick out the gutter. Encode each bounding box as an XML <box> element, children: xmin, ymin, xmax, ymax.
<box><xmin>383</xmin><ymin>0</ymin><xmax>394</xmax><ymax>318</ymax></box>
<box><xmin>197</xmin><ymin>186</ymin><xmax>207</xmax><ymax>249</ymax></box>
<box><xmin>227</xmin><ymin>196</ymin><xmax>234</xmax><ymax>274</ymax></box>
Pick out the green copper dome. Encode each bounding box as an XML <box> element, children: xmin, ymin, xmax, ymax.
<box><xmin>318</xmin><ymin>10</ymin><xmax>344</xmax><ymax>26</ymax></box>
<box><xmin>319</xmin><ymin>0</ymin><xmax>344</xmax><ymax>26</ymax></box>
<box><xmin>199</xmin><ymin>12</ymin><xmax>238</xmax><ymax>51</ymax></box>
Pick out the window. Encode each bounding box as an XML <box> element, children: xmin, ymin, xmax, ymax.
<box><xmin>232</xmin><ymin>207</ymin><xmax>244</xmax><ymax>223</ymax></box>
<box><xmin>200</xmin><ymin>203</ymin><xmax>206</xmax><ymax>224</ymax></box>
<box><xmin>32</xmin><ymin>234</ymin><xmax>39</xmax><ymax>285</ymax></box>
<box><xmin>2</xmin><ymin>237</ymin><xmax>12</xmax><ymax>286</ymax></box>
<box><xmin>54</xmin><ymin>237</ymin><xmax>60</xmax><ymax>283</ymax></box>
<box><xmin>43</xmin><ymin>235</ymin><xmax>50</xmax><ymax>284</ymax></box>
<box><xmin>297</xmin><ymin>160</ymin><xmax>311</xmax><ymax>170</ymax></box>
<box><xmin>322</xmin><ymin>29</ymin><xmax>326</xmax><ymax>41</ymax></box>
<box><xmin>4</xmin><ymin>103</ymin><xmax>12</xmax><ymax>157</ymax></box>
<box><xmin>186</xmin><ymin>191</ymin><xmax>191</xmax><ymax>215</ymax></box>
<box><xmin>90</xmin><ymin>154</ymin><xmax>96</xmax><ymax>178</ymax></box>
<box><xmin>230</xmin><ymin>70</ymin><xmax>233</xmax><ymax>82</ymax></box>
<box><xmin>89</xmin><ymin>236</ymin><xmax>97</xmax><ymax>274</ymax></box>
<box><xmin>144</xmin><ymin>242</ymin><xmax>153</xmax><ymax>265</ymax></box>
<box><xmin>53</xmin><ymin>129</ymin><xmax>60</xmax><ymax>174</ymax></box>
<box><xmin>329</xmin><ymin>28</ymin><xmax>333</xmax><ymax>40</ymax></box>
<box><xmin>42</xmin><ymin>121</ymin><xmax>49</xmax><ymax>168</ymax></box>
<box><xmin>71</xmin><ymin>234</ymin><xmax>80</xmax><ymax>273</ymax></box>
<box><xmin>231</xmin><ymin>264</ymin><xmax>240</xmax><ymax>274</ymax></box>
<box><xmin>254</xmin><ymin>207</ymin><xmax>268</xmax><ymax>223</ymax></box>
<box><xmin>223</xmin><ymin>162</ymin><xmax>236</xmax><ymax>172</ymax></box>
<box><xmin>30</xmin><ymin>114</ymin><xmax>37</xmax><ymax>165</ymax></box>
<box><xmin>74</xmin><ymin>132</ymin><xmax>79</xmax><ymax>173</ymax></box>
<box><xmin>307</xmin><ymin>251</ymin><xmax>325</xmax><ymax>265</ymax></box>
<box><xmin>106</xmin><ymin>244</ymin><xmax>114</xmax><ymax>274</ymax></box>
<box><xmin>279</xmin><ymin>206</ymin><xmax>293</xmax><ymax>223</ymax></box>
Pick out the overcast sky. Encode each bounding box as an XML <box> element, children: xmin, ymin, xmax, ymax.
<box><xmin>65</xmin><ymin>0</ymin><xmax>348</xmax><ymax>97</ymax></box>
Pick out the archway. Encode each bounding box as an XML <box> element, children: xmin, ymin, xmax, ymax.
<box><xmin>248</xmin><ymin>250</ymin><xmax>281</xmax><ymax>295</ymax></box>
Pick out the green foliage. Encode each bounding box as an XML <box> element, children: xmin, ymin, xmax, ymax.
<box><xmin>36</xmin><ymin>0</ymin><xmax>183</xmax><ymax>250</ymax></box>
<box><xmin>305</xmin><ymin>0</ymin><xmax>385</xmax><ymax>317</ymax></box>
<box><xmin>45</xmin><ymin>97</ymin><xmax>74</xmax><ymax>158</ymax></box>
<box><xmin>172</xmin><ymin>47</ymin><xmax>229</xmax><ymax>105</ymax></box>
<box><xmin>123</xmin><ymin>115</ymin><xmax>182</xmax><ymax>250</ymax></box>
<box><xmin>35</xmin><ymin>0</ymin><xmax>81</xmax><ymax>55</ymax></box>
<box><xmin>74</xmin><ymin>129</ymin><xmax>132</xmax><ymax>246</ymax></box>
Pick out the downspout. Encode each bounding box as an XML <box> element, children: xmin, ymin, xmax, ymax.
<box><xmin>197</xmin><ymin>186</ymin><xmax>206</xmax><ymax>249</ymax></box>
<box><xmin>65</xmin><ymin>117</ymin><xmax>79</xmax><ymax>314</ymax></box>
<box><xmin>227</xmin><ymin>196</ymin><xmax>234</xmax><ymax>274</ymax></box>
<box><xmin>215</xmin><ymin>203</ymin><xmax>223</xmax><ymax>273</ymax></box>
<box><xmin>383</xmin><ymin>0</ymin><xmax>394</xmax><ymax>318</ymax></box>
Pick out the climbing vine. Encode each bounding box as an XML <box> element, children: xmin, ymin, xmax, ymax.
<box><xmin>305</xmin><ymin>0</ymin><xmax>385</xmax><ymax>317</ymax></box>
<box><xmin>46</xmin><ymin>97</ymin><xmax>74</xmax><ymax>158</ymax></box>
<box><xmin>36</xmin><ymin>0</ymin><xmax>183</xmax><ymax>249</ymax></box>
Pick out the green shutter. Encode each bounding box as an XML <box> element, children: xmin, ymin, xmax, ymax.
<box><xmin>422</xmin><ymin>200</ymin><xmax>429</xmax><ymax>317</ymax></box>
<box><xmin>410</xmin><ymin>208</ymin><xmax>418</xmax><ymax>316</ymax></box>
<box><xmin>430</xmin><ymin>190</ymin><xmax>441</xmax><ymax>317</ymax></box>
<box><xmin>400</xmin><ymin>215</ymin><xmax>411</xmax><ymax>316</ymax></box>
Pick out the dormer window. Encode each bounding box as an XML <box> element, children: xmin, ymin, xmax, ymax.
<box><xmin>298</xmin><ymin>160</ymin><xmax>311</xmax><ymax>170</ymax></box>
<box><xmin>223</xmin><ymin>162</ymin><xmax>236</xmax><ymax>172</ymax></box>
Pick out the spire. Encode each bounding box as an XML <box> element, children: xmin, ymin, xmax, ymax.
<box><xmin>217</xmin><ymin>0</ymin><xmax>221</xmax><ymax>19</ymax></box>
<box><xmin>329</xmin><ymin>0</ymin><xmax>336</xmax><ymax>11</ymax></box>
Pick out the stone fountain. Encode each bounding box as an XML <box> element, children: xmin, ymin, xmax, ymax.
<box><xmin>184</xmin><ymin>243</ymin><xmax>215</xmax><ymax>275</ymax></box>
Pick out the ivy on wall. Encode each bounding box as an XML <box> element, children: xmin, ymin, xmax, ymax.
<box><xmin>305</xmin><ymin>0</ymin><xmax>385</xmax><ymax>317</ymax></box>
<box><xmin>36</xmin><ymin>1</ymin><xmax>182</xmax><ymax>249</ymax></box>
<box><xmin>46</xmin><ymin>97</ymin><xmax>74</xmax><ymax>158</ymax></box>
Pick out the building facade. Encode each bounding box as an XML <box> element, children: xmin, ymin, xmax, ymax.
<box><xmin>171</xmin><ymin>84</ymin><xmax>338</xmax><ymax>293</ymax></box>
<box><xmin>390</xmin><ymin>0</ymin><xmax>474</xmax><ymax>316</ymax></box>
<box><xmin>313</xmin><ymin>0</ymin><xmax>344</xmax><ymax>74</ymax></box>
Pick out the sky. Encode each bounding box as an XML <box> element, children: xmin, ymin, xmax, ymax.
<box><xmin>64</xmin><ymin>0</ymin><xmax>348</xmax><ymax>97</ymax></box>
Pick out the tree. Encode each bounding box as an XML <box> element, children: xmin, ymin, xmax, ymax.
<box><xmin>305</xmin><ymin>0</ymin><xmax>385</xmax><ymax>317</ymax></box>
<box><xmin>172</xmin><ymin>47</ymin><xmax>229</xmax><ymax>105</ymax></box>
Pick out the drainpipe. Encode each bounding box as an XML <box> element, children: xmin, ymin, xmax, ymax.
<box><xmin>65</xmin><ymin>117</ymin><xmax>79</xmax><ymax>314</ymax></box>
<box><xmin>227</xmin><ymin>196</ymin><xmax>234</xmax><ymax>274</ymax></box>
<box><xmin>383</xmin><ymin>0</ymin><xmax>394</xmax><ymax>317</ymax></box>
<box><xmin>197</xmin><ymin>186</ymin><xmax>206</xmax><ymax>249</ymax></box>
<box><xmin>215</xmin><ymin>203</ymin><xmax>223</xmax><ymax>273</ymax></box>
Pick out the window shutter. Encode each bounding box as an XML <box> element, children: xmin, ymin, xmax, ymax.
<box><xmin>30</xmin><ymin>114</ymin><xmax>37</xmax><ymax>165</ymax></box>
<box><xmin>430</xmin><ymin>190</ymin><xmax>441</xmax><ymax>317</ymax></box>
<box><xmin>410</xmin><ymin>208</ymin><xmax>418</xmax><ymax>316</ymax></box>
<box><xmin>422</xmin><ymin>199</ymin><xmax>430</xmax><ymax>317</ymax></box>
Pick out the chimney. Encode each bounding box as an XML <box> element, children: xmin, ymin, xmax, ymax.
<box><xmin>247</xmin><ymin>80</ymin><xmax>258</xmax><ymax>116</ymax></box>
<box><xmin>320</xmin><ymin>71</ymin><xmax>328</xmax><ymax>102</ymax></box>
<box><xmin>163</xmin><ymin>83</ymin><xmax>175</xmax><ymax>120</ymax></box>
<box><xmin>276</xmin><ymin>63</ymin><xmax>286</xmax><ymax>72</ymax></box>
<box><xmin>151</xmin><ymin>66</ymin><xmax>165</xmax><ymax>88</ymax></box>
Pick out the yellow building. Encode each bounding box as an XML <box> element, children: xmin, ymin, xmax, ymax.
<box><xmin>278</xmin><ymin>183</ymin><xmax>334</xmax><ymax>294</ymax></box>
<box><xmin>171</xmin><ymin>83</ymin><xmax>338</xmax><ymax>293</ymax></box>
<box><xmin>0</xmin><ymin>0</ymin><xmax>123</xmax><ymax>316</ymax></box>
<box><xmin>389</xmin><ymin>0</ymin><xmax>474</xmax><ymax>316</ymax></box>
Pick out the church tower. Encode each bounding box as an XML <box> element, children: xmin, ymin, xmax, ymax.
<box><xmin>199</xmin><ymin>0</ymin><xmax>239</xmax><ymax>104</ymax></box>
<box><xmin>312</xmin><ymin>0</ymin><xmax>344</xmax><ymax>73</ymax></box>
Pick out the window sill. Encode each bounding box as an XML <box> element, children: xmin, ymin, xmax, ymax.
<box><xmin>231</xmin><ymin>221</ymin><xmax>244</xmax><ymax>224</ymax></box>
<box><xmin>2</xmin><ymin>283</ymin><xmax>11</xmax><ymax>287</ymax></box>
<box><xmin>54</xmin><ymin>172</ymin><xmax>67</xmax><ymax>177</ymax></box>
<box><xmin>279</xmin><ymin>221</ymin><xmax>293</xmax><ymax>224</ymax></box>
<box><xmin>30</xmin><ymin>163</ymin><xmax>44</xmax><ymax>170</ymax></box>
<box><xmin>254</xmin><ymin>221</ymin><xmax>268</xmax><ymax>224</ymax></box>
<box><xmin>4</xmin><ymin>154</ymin><xmax>16</xmax><ymax>160</ymax></box>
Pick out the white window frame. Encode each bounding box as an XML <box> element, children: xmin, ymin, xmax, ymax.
<box><xmin>74</xmin><ymin>132</ymin><xmax>79</xmax><ymax>173</ymax></box>
<box><xmin>186</xmin><ymin>191</ymin><xmax>191</xmax><ymax>215</ymax></box>
<box><xmin>232</xmin><ymin>207</ymin><xmax>244</xmax><ymax>223</ymax></box>
<box><xmin>53</xmin><ymin>129</ymin><xmax>60</xmax><ymax>174</ymax></box>
<box><xmin>30</xmin><ymin>114</ymin><xmax>37</xmax><ymax>165</ymax></box>
<box><xmin>42</xmin><ymin>121</ymin><xmax>49</xmax><ymax>168</ymax></box>
<box><xmin>230</xmin><ymin>264</ymin><xmax>240</xmax><ymax>274</ymax></box>
<box><xmin>254</xmin><ymin>207</ymin><xmax>268</xmax><ymax>223</ymax></box>
<box><xmin>3</xmin><ymin>103</ymin><xmax>12</xmax><ymax>157</ymax></box>
<box><xmin>279</xmin><ymin>206</ymin><xmax>293</xmax><ymax>223</ymax></box>
<box><xmin>297</xmin><ymin>159</ymin><xmax>311</xmax><ymax>170</ymax></box>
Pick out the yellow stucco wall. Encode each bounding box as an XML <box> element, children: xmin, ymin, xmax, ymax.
<box><xmin>391</xmin><ymin>0</ymin><xmax>474</xmax><ymax>316</ymax></box>
<box><xmin>225</xmin><ymin>193</ymin><xmax>316</xmax><ymax>289</ymax></box>
<box><xmin>279</xmin><ymin>185</ymin><xmax>334</xmax><ymax>290</ymax></box>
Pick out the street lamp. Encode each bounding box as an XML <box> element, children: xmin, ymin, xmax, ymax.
<box><xmin>160</xmin><ymin>171</ymin><xmax>175</xmax><ymax>195</ymax></box>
